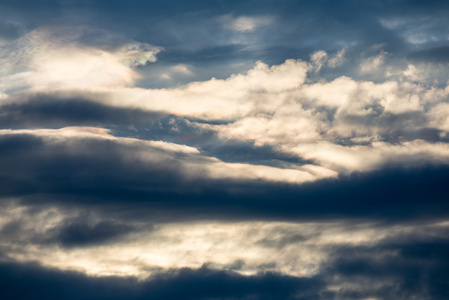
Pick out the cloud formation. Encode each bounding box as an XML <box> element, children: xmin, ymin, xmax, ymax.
<box><xmin>1</xmin><ymin>1</ymin><xmax>449</xmax><ymax>299</ymax></box>
<box><xmin>4</xmin><ymin>50</ymin><xmax>448</xmax><ymax>177</ymax></box>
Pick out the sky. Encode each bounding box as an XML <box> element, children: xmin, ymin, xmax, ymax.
<box><xmin>1</xmin><ymin>0</ymin><xmax>449</xmax><ymax>299</ymax></box>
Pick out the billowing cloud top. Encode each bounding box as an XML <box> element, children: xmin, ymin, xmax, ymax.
<box><xmin>1</xmin><ymin>1</ymin><xmax>449</xmax><ymax>299</ymax></box>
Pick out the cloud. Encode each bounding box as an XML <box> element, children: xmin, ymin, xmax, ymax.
<box><xmin>220</xmin><ymin>15</ymin><xmax>273</xmax><ymax>32</ymax></box>
<box><xmin>115</xmin><ymin>43</ymin><xmax>162</xmax><ymax>68</ymax></box>
<box><xmin>0</xmin><ymin>261</ymin><xmax>327</xmax><ymax>300</ymax></box>
<box><xmin>1</xmin><ymin>215</ymin><xmax>449</xmax><ymax>299</ymax></box>
<box><xmin>0</xmin><ymin>93</ymin><xmax>165</xmax><ymax>129</ymax></box>
<box><xmin>55</xmin><ymin>219</ymin><xmax>136</xmax><ymax>248</ymax></box>
<box><xmin>1</xmin><ymin>194</ymin><xmax>448</xmax><ymax>279</ymax></box>
<box><xmin>87</xmin><ymin>59</ymin><xmax>310</xmax><ymax>120</ymax></box>
<box><xmin>360</xmin><ymin>50</ymin><xmax>387</xmax><ymax>73</ymax></box>
<box><xmin>310</xmin><ymin>50</ymin><xmax>328</xmax><ymax>72</ymax></box>
<box><xmin>328</xmin><ymin>49</ymin><xmax>346</xmax><ymax>68</ymax></box>
<box><xmin>0</xmin><ymin>28</ymin><xmax>160</xmax><ymax>92</ymax></box>
<box><xmin>1</xmin><ymin>131</ymin><xmax>448</xmax><ymax>224</ymax></box>
<box><xmin>3</xmin><ymin>53</ymin><xmax>449</xmax><ymax>177</ymax></box>
<box><xmin>320</xmin><ymin>229</ymin><xmax>449</xmax><ymax>299</ymax></box>
<box><xmin>0</xmin><ymin>127</ymin><xmax>334</xmax><ymax>200</ymax></box>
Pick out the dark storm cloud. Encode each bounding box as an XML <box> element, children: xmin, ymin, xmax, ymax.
<box><xmin>0</xmin><ymin>262</ymin><xmax>326</xmax><ymax>300</ymax></box>
<box><xmin>0</xmin><ymin>133</ymin><xmax>189</xmax><ymax>199</ymax></box>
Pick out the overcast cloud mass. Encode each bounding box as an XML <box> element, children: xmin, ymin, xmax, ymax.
<box><xmin>1</xmin><ymin>1</ymin><xmax>449</xmax><ymax>299</ymax></box>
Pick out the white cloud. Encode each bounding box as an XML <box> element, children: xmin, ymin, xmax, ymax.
<box><xmin>99</xmin><ymin>59</ymin><xmax>309</xmax><ymax>119</ymax></box>
<box><xmin>360</xmin><ymin>51</ymin><xmax>387</xmax><ymax>73</ymax></box>
<box><xmin>0</xmin><ymin>28</ymin><xmax>160</xmax><ymax>92</ymax></box>
<box><xmin>402</xmin><ymin>64</ymin><xmax>422</xmax><ymax>81</ymax></box>
<box><xmin>429</xmin><ymin>103</ymin><xmax>449</xmax><ymax>132</ymax></box>
<box><xmin>328</xmin><ymin>49</ymin><xmax>346</xmax><ymax>68</ymax></box>
<box><xmin>171</xmin><ymin>64</ymin><xmax>191</xmax><ymax>74</ymax></box>
<box><xmin>310</xmin><ymin>50</ymin><xmax>328</xmax><ymax>72</ymax></box>
<box><xmin>289</xmin><ymin>140</ymin><xmax>449</xmax><ymax>173</ymax></box>
<box><xmin>115</xmin><ymin>43</ymin><xmax>162</xmax><ymax>68</ymax></box>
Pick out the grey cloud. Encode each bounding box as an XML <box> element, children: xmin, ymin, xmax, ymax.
<box><xmin>0</xmin><ymin>136</ymin><xmax>187</xmax><ymax>194</ymax></box>
<box><xmin>331</xmin><ymin>110</ymin><xmax>447</xmax><ymax>145</ymax></box>
<box><xmin>0</xmin><ymin>220</ymin><xmax>25</xmax><ymax>242</ymax></box>
<box><xmin>256</xmin><ymin>233</ymin><xmax>309</xmax><ymax>249</ymax></box>
<box><xmin>0</xmin><ymin>93</ymin><xmax>165</xmax><ymax>130</ymax></box>
<box><xmin>201</xmin><ymin>140</ymin><xmax>312</xmax><ymax>166</ymax></box>
<box><xmin>55</xmin><ymin>219</ymin><xmax>136</xmax><ymax>248</ymax></box>
<box><xmin>322</xmin><ymin>238</ymin><xmax>449</xmax><ymax>299</ymax></box>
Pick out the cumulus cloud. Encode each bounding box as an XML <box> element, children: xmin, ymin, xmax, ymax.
<box><xmin>92</xmin><ymin>59</ymin><xmax>309</xmax><ymax>120</ymax></box>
